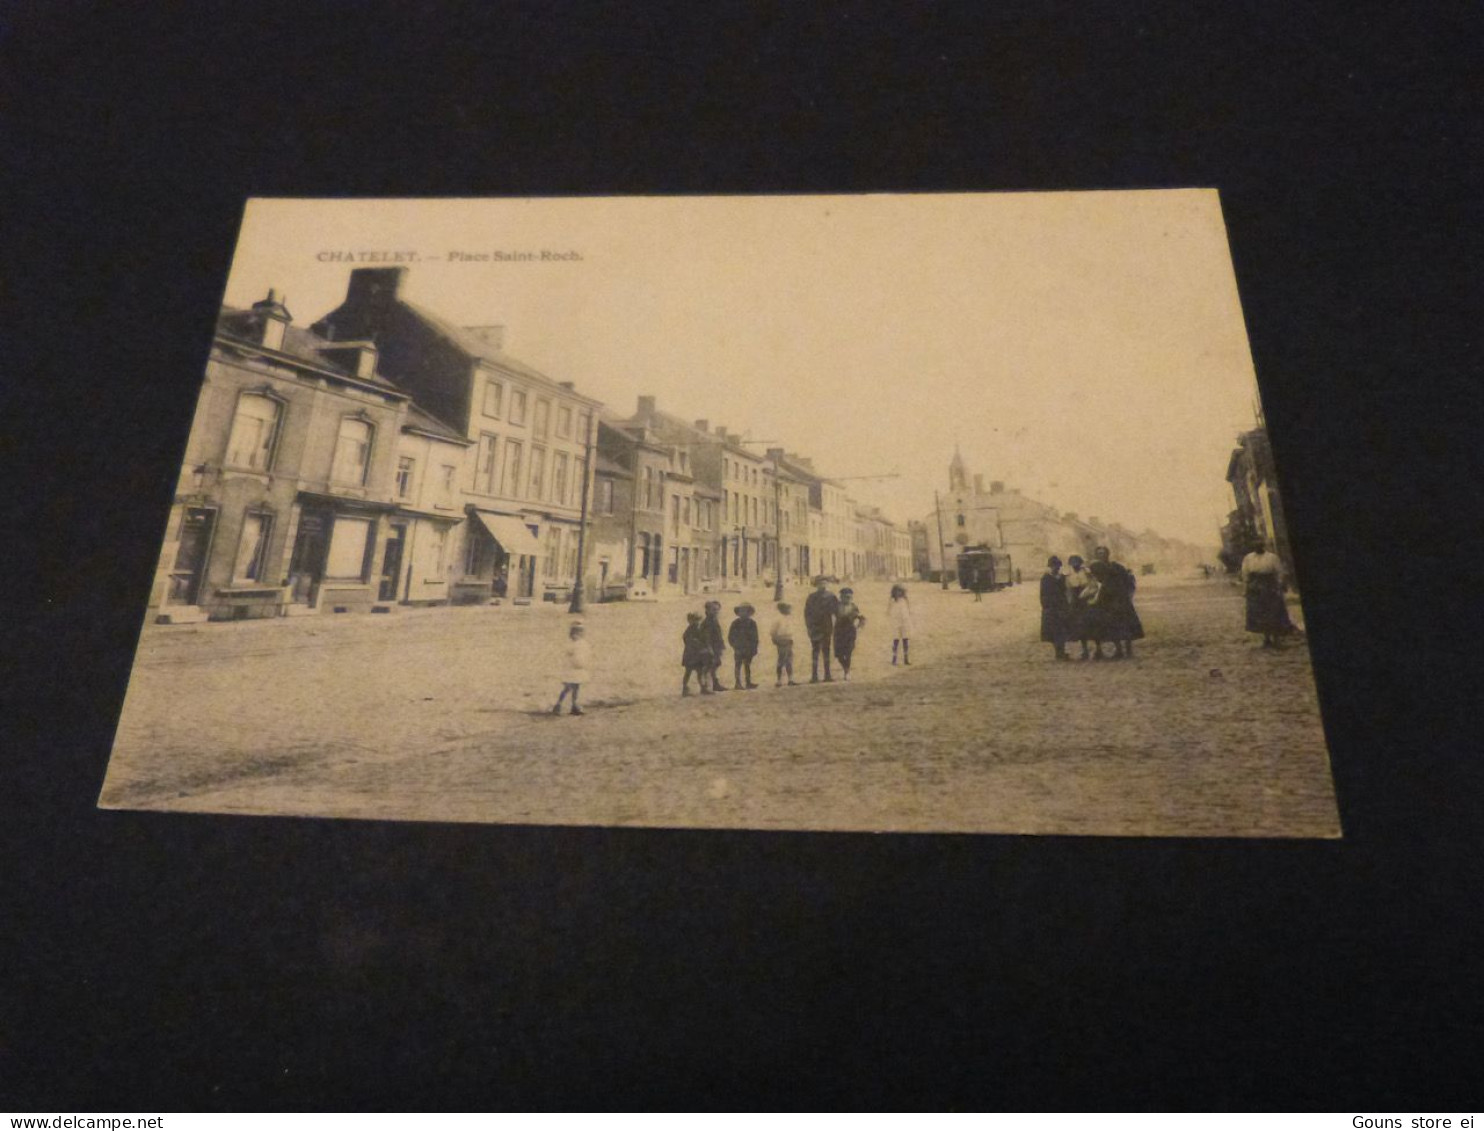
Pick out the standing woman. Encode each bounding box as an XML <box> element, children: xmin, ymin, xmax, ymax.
<box><xmin>1064</xmin><ymin>554</ymin><xmax>1094</xmax><ymax>660</ymax></box>
<box><xmin>1087</xmin><ymin>545</ymin><xmax>1144</xmax><ymax>660</ymax></box>
<box><xmin>1240</xmin><ymin>538</ymin><xmax>1295</xmax><ymax>648</ymax></box>
<box><xmin>1040</xmin><ymin>556</ymin><xmax>1072</xmax><ymax>661</ymax></box>
<box><xmin>887</xmin><ymin>584</ymin><xmax>914</xmax><ymax>665</ymax></box>
<box><xmin>833</xmin><ymin>587</ymin><xmax>866</xmax><ymax>681</ymax></box>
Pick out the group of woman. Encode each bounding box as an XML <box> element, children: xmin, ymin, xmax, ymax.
<box><xmin>1040</xmin><ymin>547</ymin><xmax>1144</xmax><ymax>661</ymax></box>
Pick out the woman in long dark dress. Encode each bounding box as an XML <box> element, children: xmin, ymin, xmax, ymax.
<box><xmin>1086</xmin><ymin>545</ymin><xmax>1144</xmax><ymax>660</ymax></box>
<box><xmin>1040</xmin><ymin>556</ymin><xmax>1071</xmax><ymax>661</ymax></box>
<box><xmin>1240</xmin><ymin>539</ymin><xmax>1294</xmax><ymax>648</ymax></box>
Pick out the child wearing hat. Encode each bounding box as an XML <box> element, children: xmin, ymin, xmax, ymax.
<box><xmin>727</xmin><ymin>603</ymin><xmax>760</xmax><ymax>690</ymax></box>
<box><xmin>769</xmin><ymin>601</ymin><xmax>799</xmax><ymax>687</ymax></box>
<box><xmin>681</xmin><ymin>611</ymin><xmax>711</xmax><ymax>695</ymax></box>
<box><xmin>551</xmin><ymin>620</ymin><xmax>591</xmax><ymax>716</ymax></box>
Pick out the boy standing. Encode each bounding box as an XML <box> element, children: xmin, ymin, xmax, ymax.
<box><xmin>728</xmin><ymin>603</ymin><xmax>760</xmax><ymax>690</ymax></box>
<box><xmin>769</xmin><ymin>601</ymin><xmax>799</xmax><ymax>687</ymax></box>
<box><xmin>681</xmin><ymin>611</ymin><xmax>711</xmax><ymax>695</ymax></box>
<box><xmin>803</xmin><ymin>576</ymin><xmax>840</xmax><ymax>682</ymax></box>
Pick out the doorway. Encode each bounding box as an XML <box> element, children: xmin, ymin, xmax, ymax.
<box><xmin>378</xmin><ymin>523</ymin><xmax>406</xmax><ymax>601</ymax></box>
<box><xmin>288</xmin><ymin>508</ymin><xmax>330</xmax><ymax>606</ymax></box>
<box><xmin>168</xmin><ymin>507</ymin><xmax>215</xmax><ymax>606</ymax></box>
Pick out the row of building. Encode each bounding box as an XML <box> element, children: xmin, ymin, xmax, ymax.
<box><xmin>148</xmin><ymin>266</ymin><xmax>913</xmax><ymax>623</ymax></box>
<box><xmin>911</xmin><ymin>448</ymin><xmax>1214</xmax><ymax>582</ymax></box>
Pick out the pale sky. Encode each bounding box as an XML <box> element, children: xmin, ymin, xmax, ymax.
<box><xmin>222</xmin><ymin>191</ymin><xmax>1263</xmax><ymax>547</ymax></box>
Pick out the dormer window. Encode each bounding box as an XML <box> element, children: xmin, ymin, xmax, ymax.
<box><xmin>224</xmin><ymin>392</ymin><xmax>282</xmax><ymax>471</ymax></box>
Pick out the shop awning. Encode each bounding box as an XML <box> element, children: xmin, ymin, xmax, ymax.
<box><xmin>470</xmin><ymin>509</ymin><xmax>542</xmax><ymax>557</ymax></box>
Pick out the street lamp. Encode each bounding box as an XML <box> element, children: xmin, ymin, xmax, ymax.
<box><xmin>568</xmin><ymin>411</ymin><xmax>595</xmax><ymax>615</ymax></box>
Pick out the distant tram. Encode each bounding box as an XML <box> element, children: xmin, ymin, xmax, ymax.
<box><xmin>955</xmin><ymin>544</ymin><xmax>1014</xmax><ymax>592</ymax></box>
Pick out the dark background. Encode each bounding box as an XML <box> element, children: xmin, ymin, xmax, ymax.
<box><xmin>4</xmin><ymin>1</ymin><xmax>1481</xmax><ymax>1109</ymax></box>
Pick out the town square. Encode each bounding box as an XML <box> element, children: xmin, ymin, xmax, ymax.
<box><xmin>99</xmin><ymin>192</ymin><xmax>1339</xmax><ymax>837</ymax></box>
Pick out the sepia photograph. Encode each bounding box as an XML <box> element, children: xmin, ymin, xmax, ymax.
<box><xmin>98</xmin><ymin>191</ymin><xmax>1339</xmax><ymax>836</ymax></box>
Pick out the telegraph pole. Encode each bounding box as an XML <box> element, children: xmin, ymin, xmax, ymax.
<box><xmin>934</xmin><ymin>489</ymin><xmax>950</xmax><ymax>590</ymax></box>
<box><xmin>568</xmin><ymin>411</ymin><xmax>595</xmax><ymax>615</ymax></box>
<box><xmin>772</xmin><ymin>470</ymin><xmax>785</xmax><ymax>602</ymax></box>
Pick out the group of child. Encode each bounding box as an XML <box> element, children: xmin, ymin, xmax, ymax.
<box><xmin>550</xmin><ymin>585</ymin><xmax>919</xmax><ymax>715</ymax></box>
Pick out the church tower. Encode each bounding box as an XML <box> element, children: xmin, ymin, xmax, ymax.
<box><xmin>948</xmin><ymin>445</ymin><xmax>970</xmax><ymax>492</ymax></box>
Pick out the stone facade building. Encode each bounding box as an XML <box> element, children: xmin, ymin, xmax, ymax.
<box><xmin>313</xmin><ymin>268</ymin><xmax>601</xmax><ymax>604</ymax></box>
<box><xmin>924</xmin><ymin>448</ymin><xmax>1212</xmax><ymax>581</ymax></box>
<box><xmin>149</xmin><ymin>291</ymin><xmax>416</xmax><ymax>623</ymax></box>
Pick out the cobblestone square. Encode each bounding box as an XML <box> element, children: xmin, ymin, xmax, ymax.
<box><xmin>101</xmin><ymin>575</ymin><xmax>1339</xmax><ymax>837</ymax></box>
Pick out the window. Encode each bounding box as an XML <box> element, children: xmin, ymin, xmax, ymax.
<box><xmin>956</xmin><ymin>514</ymin><xmax>966</xmax><ymax>527</ymax></box>
<box><xmin>543</xmin><ymin>526</ymin><xmax>560</xmax><ymax>578</ymax></box>
<box><xmin>671</xmin><ymin>494</ymin><xmax>681</xmax><ymax>535</ymax></box>
<box><xmin>509</xmin><ymin>389</ymin><xmax>527</xmax><ymax>426</ymax></box>
<box><xmin>475</xmin><ymin>433</ymin><xmax>499</xmax><ymax>493</ymax></box>
<box><xmin>575</xmin><ymin>409</ymin><xmax>591</xmax><ymax>442</ymax></box>
<box><xmin>233</xmin><ymin>512</ymin><xmax>274</xmax><ymax>581</ymax></box>
<box><xmin>596</xmin><ymin>478</ymin><xmax>614</xmax><ymax>515</ymax></box>
<box><xmin>482</xmin><ymin>380</ymin><xmax>504</xmax><ymax>418</ymax></box>
<box><xmin>395</xmin><ymin>456</ymin><xmax>416</xmax><ymax>500</ymax></box>
<box><xmin>437</xmin><ymin>464</ymin><xmax>456</xmax><ymax>508</ymax></box>
<box><xmin>529</xmin><ymin>445</ymin><xmax>546</xmax><ymax>499</ymax></box>
<box><xmin>553</xmin><ymin>451</ymin><xmax>570</xmax><ymax>505</ymax></box>
<box><xmin>326</xmin><ymin>517</ymin><xmax>371</xmax><ymax>579</ymax></box>
<box><xmin>679</xmin><ymin>450</ymin><xmax>689</xmax><ymax>474</ymax></box>
<box><xmin>683</xmin><ymin>497</ymin><xmax>691</xmax><ymax>527</ymax></box>
<box><xmin>331</xmin><ymin>418</ymin><xmax>373</xmax><ymax>485</ymax></box>
<box><xmin>502</xmin><ymin>441</ymin><xmax>523</xmax><ymax>496</ymax></box>
<box><xmin>429</xmin><ymin>527</ymin><xmax>448</xmax><ymax>576</ymax></box>
<box><xmin>225</xmin><ymin>393</ymin><xmax>281</xmax><ymax>471</ymax></box>
<box><xmin>556</xmin><ymin>405</ymin><xmax>572</xmax><ymax>438</ymax></box>
<box><xmin>533</xmin><ymin>398</ymin><xmax>550</xmax><ymax>438</ymax></box>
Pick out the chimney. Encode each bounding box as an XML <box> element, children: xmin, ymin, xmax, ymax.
<box><xmin>637</xmin><ymin>395</ymin><xmax>657</xmax><ymax>419</ymax></box>
<box><xmin>973</xmin><ymin>474</ymin><xmax>985</xmax><ymax>494</ymax></box>
<box><xmin>250</xmin><ymin>289</ymin><xmax>292</xmax><ymax>350</ymax></box>
<box><xmin>990</xmin><ymin>480</ymin><xmax>1005</xmax><ymax>494</ymax></box>
<box><xmin>557</xmin><ymin>380</ymin><xmax>574</xmax><ymax>390</ymax></box>
<box><xmin>463</xmin><ymin>325</ymin><xmax>505</xmax><ymax>350</ymax></box>
<box><xmin>713</xmin><ymin>424</ymin><xmax>727</xmax><ymax>437</ymax></box>
<box><xmin>694</xmin><ymin>419</ymin><xmax>709</xmax><ymax>433</ymax></box>
<box><xmin>346</xmin><ymin>266</ymin><xmax>408</xmax><ymax>308</ymax></box>
<box><xmin>766</xmin><ymin>447</ymin><xmax>785</xmax><ymax>463</ymax></box>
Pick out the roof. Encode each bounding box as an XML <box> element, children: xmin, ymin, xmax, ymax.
<box><xmin>404</xmin><ymin>403</ymin><xmax>471</xmax><ymax>444</ymax></box>
<box><xmin>593</xmin><ymin>454</ymin><xmax>632</xmax><ymax>478</ymax></box>
<box><xmin>400</xmin><ymin>299</ymin><xmax>603</xmax><ymax>407</ymax></box>
<box><xmin>216</xmin><ymin>306</ymin><xmax>405</xmax><ymax>395</ymax></box>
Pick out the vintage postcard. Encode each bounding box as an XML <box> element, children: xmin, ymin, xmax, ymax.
<box><xmin>100</xmin><ymin>191</ymin><xmax>1338</xmax><ymax>836</ymax></box>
